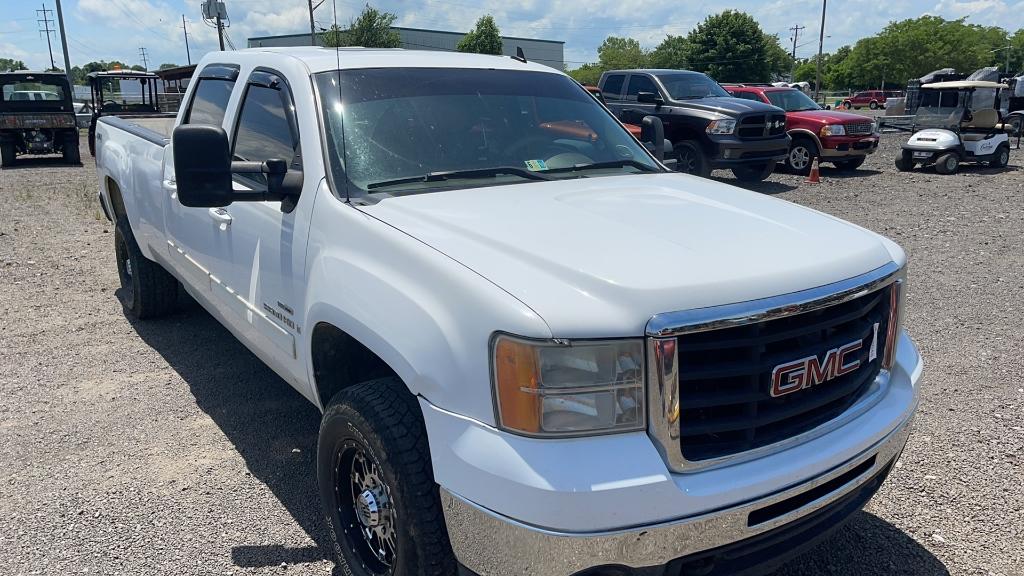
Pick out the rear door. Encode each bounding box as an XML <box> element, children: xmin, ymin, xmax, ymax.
<box><xmin>618</xmin><ymin>73</ymin><xmax>663</xmax><ymax>126</ymax></box>
<box><xmin>164</xmin><ymin>64</ymin><xmax>240</xmax><ymax>297</ymax></box>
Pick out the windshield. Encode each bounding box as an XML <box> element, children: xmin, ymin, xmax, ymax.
<box><xmin>655</xmin><ymin>73</ymin><xmax>731</xmax><ymax>100</ymax></box>
<box><xmin>315</xmin><ymin>68</ymin><xmax>660</xmax><ymax>197</ymax></box>
<box><xmin>914</xmin><ymin>89</ymin><xmax>965</xmax><ymax>129</ymax></box>
<box><xmin>0</xmin><ymin>75</ymin><xmax>71</xmax><ymax>111</ymax></box>
<box><xmin>765</xmin><ymin>90</ymin><xmax>820</xmax><ymax>112</ymax></box>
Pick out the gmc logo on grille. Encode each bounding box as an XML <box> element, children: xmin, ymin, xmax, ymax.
<box><xmin>770</xmin><ymin>339</ymin><xmax>863</xmax><ymax>398</ymax></box>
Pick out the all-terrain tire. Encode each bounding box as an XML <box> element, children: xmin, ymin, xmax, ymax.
<box><xmin>318</xmin><ymin>377</ymin><xmax>457</xmax><ymax>576</ymax></box>
<box><xmin>672</xmin><ymin>140</ymin><xmax>710</xmax><ymax>177</ymax></box>
<box><xmin>114</xmin><ymin>216</ymin><xmax>178</xmax><ymax>319</ymax></box>
<box><xmin>63</xmin><ymin>137</ymin><xmax>81</xmax><ymax>165</ymax></box>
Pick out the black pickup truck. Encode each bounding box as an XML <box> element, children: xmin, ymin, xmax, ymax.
<box><xmin>0</xmin><ymin>71</ymin><xmax>80</xmax><ymax>167</ymax></box>
<box><xmin>598</xmin><ymin>69</ymin><xmax>790</xmax><ymax>181</ymax></box>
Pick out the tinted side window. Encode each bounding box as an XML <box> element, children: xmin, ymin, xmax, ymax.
<box><xmin>232</xmin><ymin>84</ymin><xmax>298</xmax><ymax>187</ymax></box>
<box><xmin>733</xmin><ymin>91</ymin><xmax>762</xmax><ymax>102</ymax></box>
<box><xmin>184</xmin><ymin>78</ymin><xmax>235</xmax><ymax>125</ymax></box>
<box><xmin>602</xmin><ymin>75</ymin><xmax>625</xmax><ymax>101</ymax></box>
<box><xmin>625</xmin><ymin>75</ymin><xmax>658</xmax><ymax>101</ymax></box>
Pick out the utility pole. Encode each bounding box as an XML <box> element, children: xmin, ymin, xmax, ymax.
<box><xmin>37</xmin><ymin>3</ymin><xmax>57</xmax><ymax>70</ymax></box>
<box><xmin>789</xmin><ymin>24</ymin><xmax>805</xmax><ymax>82</ymax></box>
<box><xmin>54</xmin><ymin>0</ymin><xmax>72</xmax><ymax>85</ymax></box>
<box><xmin>138</xmin><ymin>47</ymin><xmax>149</xmax><ymax>71</ymax></box>
<box><xmin>182</xmin><ymin>15</ymin><xmax>192</xmax><ymax>65</ymax></box>
<box><xmin>814</xmin><ymin>0</ymin><xmax>827</xmax><ymax>103</ymax></box>
<box><xmin>216</xmin><ymin>11</ymin><xmax>225</xmax><ymax>51</ymax></box>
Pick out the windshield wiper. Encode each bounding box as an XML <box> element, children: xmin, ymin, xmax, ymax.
<box><xmin>543</xmin><ymin>159</ymin><xmax>662</xmax><ymax>174</ymax></box>
<box><xmin>367</xmin><ymin>166</ymin><xmax>551</xmax><ymax>190</ymax></box>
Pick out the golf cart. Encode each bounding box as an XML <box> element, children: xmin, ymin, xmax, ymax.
<box><xmin>86</xmin><ymin>70</ymin><xmax>174</xmax><ymax>155</ymax></box>
<box><xmin>896</xmin><ymin>80</ymin><xmax>1013</xmax><ymax>174</ymax></box>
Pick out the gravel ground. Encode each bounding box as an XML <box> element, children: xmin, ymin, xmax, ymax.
<box><xmin>1</xmin><ymin>133</ymin><xmax>1021</xmax><ymax>576</ymax></box>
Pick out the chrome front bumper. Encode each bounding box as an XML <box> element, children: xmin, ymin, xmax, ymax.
<box><xmin>441</xmin><ymin>410</ymin><xmax>913</xmax><ymax>576</ymax></box>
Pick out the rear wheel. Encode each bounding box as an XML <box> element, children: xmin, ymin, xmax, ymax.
<box><xmin>934</xmin><ymin>152</ymin><xmax>960</xmax><ymax>175</ymax></box>
<box><xmin>0</xmin><ymin>142</ymin><xmax>15</xmax><ymax>167</ymax></box>
<box><xmin>785</xmin><ymin>138</ymin><xmax>818</xmax><ymax>175</ymax></box>
<box><xmin>318</xmin><ymin>377</ymin><xmax>457</xmax><ymax>576</ymax></box>
<box><xmin>989</xmin><ymin>144</ymin><xmax>1010</xmax><ymax>168</ymax></box>
<box><xmin>869</xmin><ymin>101</ymin><xmax>879</xmax><ymax>110</ymax></box>
<box><xmin>62</xmin><ymin>136</ymin><xmax>80</xmax><ymax>164</ymax></box>
<box><xmin>833</xmin><ymin>157</ymin><xmax>866</xmax><ymax>171</ymax></box>
<box><xmin>731</xmin><ymin>162</ymin><xmax>774</xmax><ymax>182</ymax></box>
<box><xmin>114</xmin><ymin>216</ymin><xmax>178</xmax><ymax>319</ymax></box>
<box><xmin>673</xmin><ymin>140</ymin><xmax>710</xmax><ymax>177</ymax></box>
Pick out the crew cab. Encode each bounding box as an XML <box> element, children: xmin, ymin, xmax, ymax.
<box><xmin>95</xmin><ymin>48</ymin><xmax>921</xmax><ymax>576</ymax></box>
<box><xmin>0</xmin><ymin>71</ymin><xmax>80</xmax><ymax>166</ymax></box>
<box><xmin>598</xmin><ymin>69</ymin><xmax>791</xmax><ymax>181</ymax></box>
<box><xmin>728</xmin><ymin>85</ymin><xmax>880</xmax><ymax>173</ymax></box>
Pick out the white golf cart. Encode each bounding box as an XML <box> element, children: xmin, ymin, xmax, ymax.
<box><xmin>896</xmin><ymin>80</ymin><xmax>1013</xmax><ymax>174</ymax></box>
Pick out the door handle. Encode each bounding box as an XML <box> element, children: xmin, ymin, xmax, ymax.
<box><xmin>208</xmin><ymin>207</ymin><xmax>232</xmax><ymax>229</ymax></box>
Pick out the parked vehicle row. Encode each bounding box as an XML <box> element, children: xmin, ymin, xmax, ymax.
<box><xmin>93</xmin><ymin>47</ymin><xmax>922</xmax><ymax>576</ymax></box>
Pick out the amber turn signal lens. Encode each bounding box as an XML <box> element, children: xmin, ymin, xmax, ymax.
<box><xmin>493</xmin><ymin>337</ymin><xmax>542</xmax><ymax>433</ymax></box>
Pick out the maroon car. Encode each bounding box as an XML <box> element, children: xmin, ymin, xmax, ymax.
<box><xmin>728</xmin><ymin>85</ymin><xmax>879</xmax><ymax>174</ymax></box>
<box><xmin>843</xmin><ymin>90</ymin><xmax>887</xmax><ymax>110</ymax></box>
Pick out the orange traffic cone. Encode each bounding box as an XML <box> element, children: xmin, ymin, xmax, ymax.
<box><xmin>805</xmin><ymin>157</ymin><xmax>821</xmax><ymax>183</ymax></box>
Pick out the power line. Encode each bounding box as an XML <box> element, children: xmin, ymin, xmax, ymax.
<box><xmin>37</xmin><ymin>2</ymin><xmax>56</xmax><ymax>69</ymax></box>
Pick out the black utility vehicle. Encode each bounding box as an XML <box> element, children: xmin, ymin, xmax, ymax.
<box><xmin>0</xmin><ymin>71</ymin><xmax>80</xmax><ymax>167</ymax></box>
<box><xmin>598</xmin><ymin>69</ymin><xmax>790</xmax><ymax>181</ymax></box>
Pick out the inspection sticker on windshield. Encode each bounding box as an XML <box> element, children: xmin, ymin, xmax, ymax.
<box><xmin>524</xmin><ymin>159</ymin><xmax>548</xmax><ymax>171</ymax></box>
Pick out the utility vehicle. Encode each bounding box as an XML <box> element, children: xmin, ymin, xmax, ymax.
<box><xmin>0</xmin><ymin>71</ymin><xmax>80</xmax><ymax>166</ymax></box>
<box><xmin>86</xmin><ymin>69</ymin><xmax>174</xmax><ymax>156</ymax></box>
<box><xmin>896</xmin><ymin>80</ymin><xmax>1012</xmax><ymax>174</ymax></box>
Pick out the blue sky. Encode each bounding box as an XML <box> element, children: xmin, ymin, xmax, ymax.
<box><xmin>1</xmin><ymin>0</ymin><xmax>1020</xmax><ymax>71</ymax></box>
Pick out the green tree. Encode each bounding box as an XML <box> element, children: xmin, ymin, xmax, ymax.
<box><xmin>596</xmin><ymin>36</ymin><xmax>649</xmax><ymax>70</ymax></box>
<box><xmin>683</xmin><ymin>10</ymin><xmax>777</xmax><ymax>82</ymax></box>
<box><xmin>793</xmin><ymin>60</ymin><xmax>818</xmax><ymax>83</ymax></box>
<box><xmin>0</xmin><ymin>58</ymin><xmax>27</xmax><ymax>72</ymax></box>
<box><xmin>320</xmin><ymin>24</ymin><xmax>348</xmax><ymax>48</ymax></box>
<box><xmin>566</xmin><ymin>63</ymin><xmax>603</xmax><ymax>85</ymax></box>
<box><xmin>763</xmin><ymin>33</ymin><xmax>794</xmax><ymax>79</ymax></box>
<box><xmin>158</xmin><ymin>63</ymin><xmax>180</xmax><ymax>70</ymax></box>
<box><xmin>347</xmin><ymin>4</ymin><xmax>401</xmax><ymax>48</ymax></box>
<box><xmin>650</xmin><ymin>35</ymin><xmax>688</xmax><ymax>69</ymax></box>
<box><xmin>457</xmin><ymin>15</ymin><xmax>502</xmax><ymax>55</ymax></box>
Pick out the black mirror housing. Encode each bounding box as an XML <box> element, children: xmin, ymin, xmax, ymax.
<box><xmin>641</xmin><ymin>115</ymin><xmax>666</xmax><ymax>161</ymax></box>
<box><xmin>637</xmin><ymin>91</ymin><xmax>663</xmax><ymax>105</ymax></box>
<box><xmin>173</xmin><ymin>125</ymin><xmax>233</xmax><ymax>208</ymax></box>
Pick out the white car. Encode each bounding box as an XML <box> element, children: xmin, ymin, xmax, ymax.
<box><xmin>95</xmin><ymin>47</ymin><xmax>922</xmax><ymax>576</ymax></box>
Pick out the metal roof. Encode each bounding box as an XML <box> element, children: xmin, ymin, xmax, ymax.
<box><xmin>921</xmin><ymin>80</ymin><xmax>1007</xmax><ymax>89</ymax></box>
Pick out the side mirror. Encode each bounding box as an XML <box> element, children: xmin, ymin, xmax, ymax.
<box><xmin>637</xmin><ymin>91</ymin><xmax>664</xmax><ymax>106</ymax></box>
<box><xmin>172</xmin><ymin>125</ymin><xmax>302</xmax><ymax>209</ymax></box>
<box><xmin>173</xmin><ymin>125</ymin><xmax>234</xmax><ymax>208</ymax></box>
<box><xmin>641</xmin><ymin>115</ymin><xmax>666</xmax><ymax>161</ymax></box>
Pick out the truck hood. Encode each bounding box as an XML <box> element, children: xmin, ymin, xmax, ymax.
<box><xmin>360</xmin><ymin>174</ymin><xmax>896</xmax><ymax>337</ymax></box>
<box><xmin>674</xmin><ymin>96</ymin><xmax>782</xmax><ymax>116</ymax></box>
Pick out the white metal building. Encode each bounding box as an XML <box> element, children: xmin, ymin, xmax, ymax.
<box><xmin>247</xmin><ymin>27</ymin><xmax>565</xmax><ymax>70</ymax></box>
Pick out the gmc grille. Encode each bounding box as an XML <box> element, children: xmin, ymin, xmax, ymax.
<box><xmin>675</xmin><ymin>285</ymin><xmax>893</xmax><ymax>462</ymax></box>
<box><xmin>737</xmin><ymin>113</ymin><xmax>788</xmax><ymax>139</ymax></box>
<box><xmin>845</xmin><ymin>123</ymin><xmax>874</xmax><ymax>136</ymax></box>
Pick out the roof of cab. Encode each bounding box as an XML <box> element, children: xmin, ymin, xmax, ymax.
<box><xmin>240</xmin><ymin>46</ymin><xmax>562</xmax><ymax>75</ymax></box>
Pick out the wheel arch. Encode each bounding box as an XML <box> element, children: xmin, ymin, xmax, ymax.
<box><xmin>104</xmin><ymin>176</ymin><xmax>127</xmax><ymax>220</ymax></box>
<box><xmin>787</xmin><ymin>129</ymin><xmax>822</xmax><ymax>151</ymax></box>
<box><xmin>309</xmin><ymin>319</ymin><xmax>403</xmax><ymax>413</ymax></box>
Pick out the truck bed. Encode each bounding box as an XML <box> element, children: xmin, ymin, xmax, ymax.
<box><xmin>99</xmin><ymin>114</ymin><xmax>176</xmax><ymax>143</ymax></box>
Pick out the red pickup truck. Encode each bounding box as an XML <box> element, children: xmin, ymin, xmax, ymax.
<box><xmin>727</xmin><ymin>85</ymin><xmax>879</xmax><ymax>174</ymax></box>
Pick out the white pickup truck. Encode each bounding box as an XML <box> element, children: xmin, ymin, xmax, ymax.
<box><xmin>95</xmin><ymin>47</ymin><xmax>922</xmax><ymax>576</ymax></box>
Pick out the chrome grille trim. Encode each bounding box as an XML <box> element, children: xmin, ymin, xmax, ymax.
<box><xmin>646</xmin><ymin>262</ymin><xmax>906</xmax><ymax>473</ymax></box>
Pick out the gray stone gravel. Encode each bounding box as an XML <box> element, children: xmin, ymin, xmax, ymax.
<box><xmin>0</xmin><ymin>133</ymin><xmax>1021</xmax><ymax>576</ymax></box>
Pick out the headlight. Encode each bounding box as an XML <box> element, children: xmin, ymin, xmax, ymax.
<box><xmin>492</xmin><ymin>335</ymin><xmax>645</xmax><ymax>436</ymax></box>
<box><xmin>820</xmin><ymin>124</ymin><xmax>846</xmax><ymax>136</ymax></box>
<box><xmin>706</xmin><ymin>118</ymin><xmax>736</xmax><ymax>135</ymax></box>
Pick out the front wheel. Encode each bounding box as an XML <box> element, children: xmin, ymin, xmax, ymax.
<box><xmin>731</xmin><ymin>162</ymin><xmax>774</xmax><ymax>182</ymax></box>
<box><xmin>672</xmin><ymin>140</ymin><xmax>710</xmax><ymax>177</ymax></box>
<box><xmin>785</xmin><ymin>139</ymin><xmax>818</xmax><ymax>175</ymax></box>
<box><xmin>934</xmin><ymin>152</ymin><xmax>960</xmax><ymax>175</ymax></box>
<box><xmin>318</xmin><ymin>377</ymin><xmax>457</xmax><ymax>576</ymax></box>
<box><xmin>833</xmin><ymin>157</ymin><xmax>866</xmax><ymax>171</ymax></box>
<box><xmin>895</xmin><ymin>151</ymin><xmax>914</xmax><ymax>172</ymax></box>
